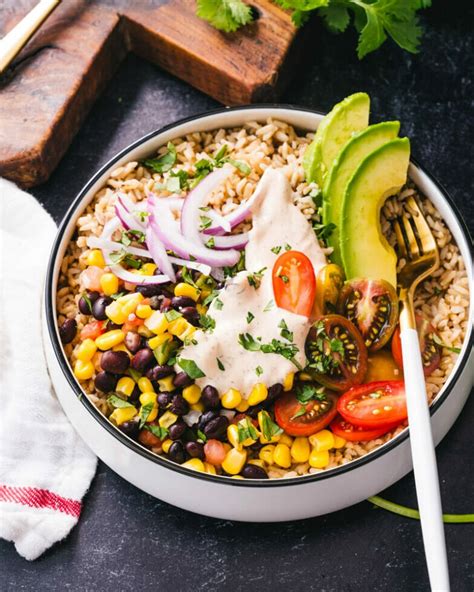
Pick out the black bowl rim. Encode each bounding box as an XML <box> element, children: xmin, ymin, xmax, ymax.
<box><xmin>45</xmin><ymin>103</ymin><xmax>474</xmax><ymax>488</ymax></box>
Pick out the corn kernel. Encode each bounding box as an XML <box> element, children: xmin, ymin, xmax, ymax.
<box><xmin>157</xmin><ymin>375</ymin><xmax>175</xmax><ymax>392</ymax></box>
<box><xmin>227</xmin><ymin>424</ymin><xmax>243</xmax><ymax>450</ymax></box>
<box><xmin>235</xmin><ymin>399</ymin><xmax>250</xmax><ymax>413</ymax></box>
<box><xmin>112</xmin><ymin>343</ymin><xmax>128</xmax><ymax>353</ymax></box>
<box><xmin>95</xmin><ymin>329</ymin><xmax>125</xmax><ymax>350</ymax></box>
<box><xmin>309</xmin><ymin>430</ymin><xmax>335</xmax><ymax>452</ymax></box>
<box><xmin>283</xmin><ymin>372</ymin><xmax>294</xmax><ymax>391</ymax></box>
<box><xmin>203</xmin><ymin>462</ymin><xmax>217</xmax><ymax>475</ymax></box>
<box><xmin>105</xmin><ymin>301</ymin><xmax>128</xmax><ymax>325</ymax></box>
<box><xmin>259</xmin><ymin>444</ymin><xmax>276</xmax><ymax>465</ymax></box>
<box><xmin>145</xmin><ymin>311</ymin><xmax>169</xmax><ymax>334</ymax></box>
<box><xmin>159</xmin><ymin>411</ymin><xmax>178</xmax><ymax>429</ymax></box>
<box><xmin>162</xmin><ymin>439</ymin><xmax>173</xmax><ymax>453</ymax></box>
<box><xmin>141</xmin><ymin>263</ymin><xmax>157</xmax><ymax>276</ymax></box>
<box><xmin>273</xmin><ymin>443</ymin><xmax>291</xmax><ymax>468</ymax></box>
<box><xmin>231</xmin><ymin>475</ymin><xmax>245</xmax><ymax>479</ymax></box>
<box><xmin>221</xmin><ymin>388</ymin><xmax>242</xmax><ymax>409</ymax></box>
<box><xmin>168</xmin><ymin>317</ymin><xmax>196</xmax><ymax>341</ymax></box>
<box><xmin>196</xmin><ymin>303</ymin><xmax>207</xmax><ymax>315</ymax></box>
<box><xmin>190</xmin><ymin>402</ymin><xmax>204</xmax><ymax>412</ymax></box>
<box><xmin>291</xmin><ymin>437</ymin><xmax>310</xmax><ymax>463</ymax></box>
<box><xmin>100</xmin><ymin>272</ymin><xmax>119</xmax><ymax>296</ymax></box>
<box><xmin>182</xmin><ymin>384</ymin><xmax>201</xmax><ymax>405</ymax></box>
<box><xmin>110</xmin><ymin>406</ymin><xmax>137</xmax><ymax>425</ymax></box>
<box><xmin>309</xmin><ymin>449</ymin><xmax>330</xmax><ymax>469</ymax></box>
<box><xmin>298</xmin><ymin>372</ymin><xmax>313</xmax><ymax>382</ymax></box>
<box><xmin>222</xmin><ymin>442</ymin><xmax>232</xmax><ymax>454</ymax></box>
<box><xmin>248</xmin><ymin>459</ymin><xmax>266</xmax><ymax>470</ymax></box>
<box><xmin>86</xmin><ymin>249</ymin><xmax>105</xmax><ymax>268</ymax></box>
<box><xmin>76</xmin><ymin>338</ymin><xmax>97</xmax><ymax>362</ymax></box>
<box><xmin>119</xmin><ymin>292</ymin><xmax>144</xmax><ymax>316</ymax></box>
<box><xmin>138</xmin><ymin>377</ymin><xmax>155</xmax><ymax>393</ymax></box>
<box><xmin>174</xmin><ymin>282</ymin><xmax>200</xmax><ymax>302</ymax></box>
<box><xmin>247</xmin><ymin>383</ymin><xmax>268</xmax><ymax>406</ymax></box>
<box><xmin>222</xmin><ymin>448</ymin><xmax>247</xmax><ymax>475</ymax></box>
<box><xmin>116</xmin><ymin>376</ymin><xmax>135</xmax><ymax>397</ymax></box>
<box><xmin>148</xmin><ymin>333</ymin><xmax>173</xmax><ymax>349</ymax></box>
<box><xmin>182</xmin><ymin>458</ymin><xmax>205</xmax><ymax>472</ymax></box>
<box><xmin>139</xmin><ymin>392</ymin><xmax>157</xmax><ymax>406</ymax></box>
<box><xmin>278</xmin><ymin>433</ymin><xmax>294</xmax><ymax>447</ymax></box>
<box><xmin>73</xmin><ymin>360</ymin><xmax>95</xmax><ymax>380</ymax></box>
<box><xmin>137</xmin><ymin>324</ymin><xmax>154</xmax><ymax>338</ymax></box>
<box><xmin>136</xmin><ymin>304</ymin><xmax>153</xmax><ymax>319</ymax></box>
<box><xmin>333</xmin><ymin>435</ymin><xmax>347</xmax><ymax>449</ymax></box>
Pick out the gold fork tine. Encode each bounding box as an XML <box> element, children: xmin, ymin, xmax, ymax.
<box><xmin>393</xmin><ymin>220</ymin><xmax>408</xmax><ymax>259</ymax></box>
<box><xmin>406</xmin><ymin>196</ymin><xmax>438</xmax><ymax>255</ymax></box>
<box><xmin>401</xmin><ymin>214</ymin><xmax>420</xmax><ymax>258</ymax></box>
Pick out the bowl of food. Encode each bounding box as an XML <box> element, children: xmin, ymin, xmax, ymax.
<box><xmin>43</xmin><ymin>95</ymin><xmax>473</xmax><ymax>521</ymax></box>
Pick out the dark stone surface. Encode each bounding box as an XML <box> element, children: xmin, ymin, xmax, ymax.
<box><xmin>2</xmin><ymin>2</ymin><xmax>473</xmax><ymax>591</ymax></box>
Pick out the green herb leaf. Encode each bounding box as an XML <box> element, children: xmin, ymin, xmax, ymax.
<box><xmin>81</xmin><ymin>292</ymin><xmax>93</xmax><ymax>313</ymax></box>
<box><xmin>199</xmin><ymin>314</ymin><xmax>216</xmax><ymax>332</ymax></box>
<box><xmin>255</xmin><ymin>365</ymin><xmax>263</xmax><ymax>377</ymax></box>
<box><xmin>110</xmin><ymin>291</ymin><xmax>126</xmax><ymax>300</ymax></box>
<box><xmin>206</xmin><ymin>237</ymin><xmax>216</xmax><ymax>248</ymax></box>
<box><xmin>181</xmin><ymin>266</ymin><xmax>199</xmax><ymax>288</ymax></box>
<box><xmin>199</xmin><ymin>215</ymin><xmax>213</xmax><ymax>230</ymax></box>
<box><xmin>145</xmin><ymin>424</ymin><xmax>169</xmax><ymax>440</ymax></box>
<box><xmin>278</xmin><ymin>319</ymin><xmax>294</xmax><ymax>342</ymax></box>
<box><xmin>313</xmin><ymin>221</ymin><xmax>336</xmax><ymax>241</ymax></box>
<box><xmin>263</xmin><ymin>299</ymin><xmax>275</xmax><ymax>312</ymax></box>
<box><xmin>284</xmin><ymin>243</ymin><xmax>292</xmax><ymax>251</ymax></box>
<box><xmin>214</xmin><ymin>144</ymin><xmax>228</xmax><ymax>161</ymax></box>
<box><xmin>178</xmin><ymin>358</ymin><xmax>206</xmax><ymax>379</ymax></box>
<box><xmin>238</xmin><ymin>333</ymin><xmax>262</xmax><ymax>352</ymax></box>
<box><xmin>214</xmin><ymin>298</ymin><xmax>224</xmax><ymax>310</ymax></box>
<box><xmin>143</xmin><ymin>142</ymin><xmax>177</xmax><ymax>173</ymax></box>
<box><xmin>290</xmin><ymin>405</ymin><xmax>308</xmax><ymax>420</ymax></box>
<box><xmin>431</xmin><ymin>334</ymin><xmax>461</xmax><ymax>354</ymax></box>
<box><xmin>153</xmin><ymin>340</ymin><xmax>178</xmax><ymax>366</ymax></box>
<box><xmin>295</xmin><ymin>384</ymin><xmax>326</xmax><ymax>404</ymax></box>
<box><xmin>197</xmin><ymin>429</ymin><xmax>208</xmax><ymax>442</ymax></box>
<box><xmin>227</xmin><ymin>158</ymin><xmax>251</xmax><ymax>175</ymax></box>
<box><xmin>246</xmin><ymin>311</ymin><xmax>255</xmax><ymax>324</ymax></box>
<box><xmin>164</xmin><ymin>309</ymin><xmax>182</xmax><ymax>322</ymax></box>
<box><xmin>260</xmin><ymin>410</ymin><xmax>283</xmax><ymax>441</ymax></box>
<box><xmin>247</xmin><ymin>267</ymin><xmax>267</xmax><ymax>289</ymax></box>
<box><xmin>216</xmin><ymin>357</ymin><xmax>225</xmax><ymax>371</ymax></box>
<box><xmin>128</xmin><ymin>368</ymin><xmax>142</xmax><ymax>383</ymax></box>
<box><xmin>196</xmin><ymin>0</ymin><xmax>254</xmax><ymax>33</ymax></box>
<box><xmin>139</xmin><ymin>402</ymin><xmax>155</xmax><ymax>428</ymax></box>
<box><xmin>107</xmin><ymin>395</ymin><xmax>134</xmax><ymax>409</ymax></box>
<box><xmin>203</xmin><ymin>289</ymin><xmax>220</xmax><ymax>306</ymax></box>
<box><xmin>271</xmin><ymin>245</ymin><xmax>282</xmax><ymax>255</ymax></box>
<box><xmin>238</xmin><ymin>333</ymin><xmax>301</xmax><ymax>369</ymax></box>
<box><xmin>237</xmin><ymin>418</ymin><xmax>259</xmax><ymax>443</ymax></box>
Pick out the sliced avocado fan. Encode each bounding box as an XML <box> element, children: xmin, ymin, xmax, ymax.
<box><xmin>340</xmin><ymin>138</ymin><xmax>411</xmax><ymax>289</ymax></box>
<box><xmin>323</xmin><ymin>121</ymin><xmax>400</xmax><ymax>266</ymax></box>
<box><xmin>303</xmin><ymin>92</ymin><xmax>370</xmax><ymax>188</ymax></box>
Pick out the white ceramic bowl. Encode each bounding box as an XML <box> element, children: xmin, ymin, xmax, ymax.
<box><xmin>43</xmin><ymin>106</ymin><xmax>473</xmax><ymax>522</ymax></box>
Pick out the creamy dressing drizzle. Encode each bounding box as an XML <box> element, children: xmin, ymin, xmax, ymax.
<box><xmin>176</xmin><ymin>169</ymin><xmax>327</xmax><ymax>397</ymax></box>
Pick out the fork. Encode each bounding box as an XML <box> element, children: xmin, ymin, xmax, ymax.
<box><xmin>394</xmin><ymin>196</ymin><xmax>450</xmax><ymax>592</ymax></box>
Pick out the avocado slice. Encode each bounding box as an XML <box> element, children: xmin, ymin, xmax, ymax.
<box><xmin>303</xmin><ymin>92</ymin><xmax>370</xmax><ymax>187</ymax></box>
<box><xmin>323</xmin><ymin>121</ymin><xmax>400</xmax><ymax>265</ymax></box>
<box><xmin>340</xmin><ymin>138</ymin><xmax>411</xmax><ymax>288</ymax></box>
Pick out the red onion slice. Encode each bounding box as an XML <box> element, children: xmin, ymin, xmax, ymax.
<box><xmin>145</xmin><ymin>223</ymin><xmax>176</xmax><ymax>283</ymax></box>
<box><xmin>108</xmin><ymin>265</ymin><xmax>169</xmax><ymax>285</ymax></box>
<box><xmin>180</xmin><ymin>166</ymin><xmax>233</xmax><ymax>245</ymax></box>
<box><xmin>200</xmin><ymin>232</ymin><xmax>249</xmax><ymax>250</ymax></box>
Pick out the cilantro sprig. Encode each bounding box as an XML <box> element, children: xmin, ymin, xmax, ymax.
<box><xmin>238</xmin><ymin>333</ymin><xmax>302</xmax><ymax>369</ymax></box>
<box><xmin>196</xmin><ymin>0</ymin><xmax>431</xmax><ymax>59</ymax></box>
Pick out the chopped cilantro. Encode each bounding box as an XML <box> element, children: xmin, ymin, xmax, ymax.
<box><xmin>216</xmin><ymin>357</ymin><xmax>225</xmax><ymax>371</ymax></box>
<box><xmin>284</xmin><ymin>243</ymin><xmax>292</xmax><ymax>251</ymax></box>
<box><xmin>164</xmin><ymin>309</ymin><xmax>182</xmax><ymax>322</ymax></box>
<box><xmin>278</xmin><ymin>319</ymin><xmax>294</xmax><ymax>342</ymax></box>
<box><xmin>263</xmin><ymin>299</ymin><xmax>275</xmax><ymax>312</ymax></box>
<box><xmin>143</xmin><ymin>142</ymin><xmax>177</xmax><ymax>173</ymax></box>
<box><xmin>295</xmin><ymin>384</ymin><xmax>326</xmax><ymax>404</ymax></box>
<box><xmin>259</xmin><ymin>410</ymin><xmax>283</xmax><ymax>441</ymax></box>
<box><xmin>432</xmin><ymin>334</ymin><xmax>461</xmax><ymax>354</ymax></box>
<box><xmin>206</xmin><ymin>237</ymin><xmax>216</xmax><ymax>248</ymax></box>
<box><xmin>199</xmin><ymin>314</ymin><xmax>216</xmax><ymax>332</ymax></box>
<box><xmin>246</xmin><ymin>311</ymin><xmax>255</xmax><ymax>324</ymax></box>
<box><xmin>238</xmin><ymin>333</ymin><xmax>301</xmax><ymax>369</ymax></box>
<box><xmin>255</xmin><ymin>365</ymin><xmax>263</xmax><ymax>377</ymax></box>
<box><xmin>145</xmin><ymin>425</ymin><xmax>169</xmax><ymax>440</ymax></box>
<box><xmin>199</xmin><ymin>215</ymin><xmax>213</xmax><ymax>230</ymax></box>
<box><xmin>227</xmin><ymin>158</ymin><xmax>251</xmax><ymax>175</ymax></box>
<box><xmin>81</xmin><ymin>292</ymin><xmax>93</xmax><ymax>313</ymax></box>
<box><xmin>237</xmin><ymin>418</ymin><xmax>259</xmax><ymax>443</ymax></box>
<box><xmin>197</xmin><ymin>429</ymin><xmax>208</xmax><ymax>442</ymax></box>
<box><xmin>247</xmin><ymin>267</ymin><xmax>267</xmax><ymax>289</ymax></box>
<box><xmin>313</xmin><ymin>221</ymin><xmax>337</xmax><ymax>242</ymax></box>
<box><xmin>271</xmin><ymin>245</ymin><xmax>282</xmax><ymax>255</ymax></box>
<box><xmin>203</xmin><ymin>289</ymin><xmax>220</xmax><ymax>306</ymax></box>
<box><xmin>109</xmin><ymin>249</ymin><xmax>142</xmax><ymax>269</ymax></box>
<box><xmin>177</xmin><ymin>358</ymin><xmax>206</xmax><ymax>379</ymax></box>
<box><xmin>181</xmin><ymin>266</ymin><xmax>199</xmax><ymax>288</ymax></box>
<box><xmin>139</xmin><ymin>402</ymin><xmax>155</xmax><ymax>428</ymax></box>
<box><xmin>214</xmin><ymin>298</ymin><xmax>224</xmax><ymax>310</ymax></box>
<box><xmin>280</xmin><ymin>274</ymin><xmax>289</xmax><ymax>283</ymax></box>
<box><xmin>107</xmin><ymin>395</ymin><xmax>134</xmax><ymax>409</ymax></box>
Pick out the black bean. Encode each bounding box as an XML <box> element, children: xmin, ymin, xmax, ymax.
<box><xmin>173</xmin><ymin>372</ymin><xmax>193</xmax><ymax>388</ymax></box>
<box><xmin>180</xmin><ymin>306</ymin><xmax>200</xmax><ymax>326</ymax></box>
<box><xmin>100</xmin><ymin>350</ymin><xmax>130</xmax><ymax>374</ymax></box>
<box><xmin>201</xmin><ymin>385</ymin><xmax>220</xmax><ymax>410</ymax></box>
<box><xmin>198</xmin><ymin>410</ymin><xmax>219</xmax><ymax>430</ymax></box>
<box><xmin>129</xmin><ymin>385</ymin><xmax>141</xmax><ymax>404</ymax></box>
<box><xmin>119</xmin><ymin>420</ymin><xmax>140</xmax><ymax>440</ymax></box>
<box><xmin>131</xmin><ymin>348</ymin><xmax>155</xmax><ymax>372</ymax></box>
<box><xmin>106</xmin><ymin>322</ymin><xmax>122</xmax><ymax>331</ymax></box>
<box><xmin>149</xmin><ymin>296</ymin><xmax>161</xmax><ymax>310</ymax></box>
<box><xmin>171</xmin><ymin>296</ymin><xmax>196</xmax><ymax>310</ymax></box>
<box><xmin>186</xmin><ymin>441</ymin><xmax>204</xmax><ymax>460</ymax></box>
<box><xmin>79</xmin><ymin>291</ymin><xmax>100</xmax><ymax>315</ymax></box>
<box><xmin>203</xmin><ymin>415</ymin><xmax>229</xmax><ymax>440</ymax></box>
<box><xmin>170</xmin><ymin>394</ymin><xmax>189</xmax><ymax>416</ymax></box>
<box><xmin>94</xmin><ymin>371</ymin><xmax>117</xmax><ymax>392</ymax></box>
<box><xmin>146</xmin><ymin>365</ymin><xmax>174</xmax><ymax>381</ymax></box>
<box><xmin>266</xmin><ymin>383</ymin><xmax>284</xmax><ymax>405</ymax></box>
<box><xmin>169</xmin><ymin>421</ymin><xmax>187</xmax><ymax>440</ymax></box>
<box><xmin>241</xmin><ymin>464</ymin><xmax>268</xmax><ymax>479</ymax></box>
<box><xmin>168</xmin><ymin>441</ymin><xmax>186</xmax><ymax>464</ymax></box>
<box><xmin>160</xmin><ymin>297</ymin><xmax>172</xmax><ymax>313</ymax></box>
<box><xmin>92</xmin><ymin>296</ymin><xmax>112</xmax><ymax>321</ymax></box>
<box><xmin>59</xmin><ymin>318</ymin><xmax>77</xmax><ymax>344</ymax></box>
<box><xmin>124</xmin><ymin>331</ymin><xmax>142</xmax><ymax>354</ymax></box>
<box><xmin>135</xmin><ymin>284</ymin><xmax>163</xmax><ymax>297</ymax></box>
<box><xmin>157</xmin><ymin>392</ymin><xmax>172</xmax><ymax>407</ymax></box>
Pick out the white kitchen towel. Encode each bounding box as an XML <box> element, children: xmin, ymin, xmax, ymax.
<box><xmin>0</xmin><ymin>179</ymin><xmax>97</xmax><ymax>561</ymax></box>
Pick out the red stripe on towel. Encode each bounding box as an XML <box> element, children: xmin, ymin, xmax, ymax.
<box><xmin>0</xmin><ymin>485</ymin><xmax>81</xmax><ymax>518</ymax></box>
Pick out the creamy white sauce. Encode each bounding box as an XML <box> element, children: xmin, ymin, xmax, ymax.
<box><xmin>177</xmin><ymin>168</ymin><xmax>327</xmax><ymax>397</ymax></box>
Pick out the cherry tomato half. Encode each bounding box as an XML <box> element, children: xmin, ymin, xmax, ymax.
<box><xmin>337</xmin><ymin>380</ymin><xmax>406</xmax><ymax>429</ymax></box>
<box><xmin>391</xmin><ymin>315</ymin><xmax>441</xmax><ymax>377</ymax></box>
<box><xmin>330</xmin><ymin>415</ymin><xmax>401</xmax><ymax>442</ymax></box>
<box><xmin>305</xmin><ymin>315</ymin><xmax>368</xmax><ymax>392</ymax></box>
<box><xmin>315</xmin><ymin>263</ymin><xmax>344</xmax><ymax>315</ymax></box>
<box><xmin>337</xmin><ymin>278</ymin><xmax>398</xmax><ymax>351</ymax></box>
<box><xmin>274</xmin><ymin>391</ymin><xmax>338</xmax><ymax>436</ymax></box>
<box><xmin>272</xmin><ymin>250</ymin><xmax>316</xmax><ymax>317</ymax></box>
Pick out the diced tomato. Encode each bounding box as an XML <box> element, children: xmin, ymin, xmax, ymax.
<box><xmin>80</xmin><ymin>320</ymin><xmax>106</xmax><ymax>341</ymax></box>
<box><xmin>330</xmin><ymin>414</ymin><xmax>400</xmax><ymax>442</ymax></box>
<box><xmin>121</xmin><ymin>317</ymin><xmax>144</xmax><ymax>333</ymax></box>
<box><xmin>138</xmin><ymin>428</ymin><xmax>162</xmax><ymax>448</ymax></box>
<box><xmin>272</xmin><ymin>250</ymin><xmax>316</xmax><ymax>317</ymax></box>
<box><xmin>337</xmin><ymin>381</ymin><xmax>406</xmax><ymax>429</ymax></box>
<box><xmin>80</xmin><ymin>266</ymin><xmax>104</xmax><ymax>291</ymax></box>
<box><xmin>204</xmin><ymin>439</ymin><xmax>226</xmax><ymax>466</ymax></box>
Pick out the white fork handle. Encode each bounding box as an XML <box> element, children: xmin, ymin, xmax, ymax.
<box><xmin>401</xmin><ymin>328</ymin><xmax>450</xmax><ymax>592</ymax></box>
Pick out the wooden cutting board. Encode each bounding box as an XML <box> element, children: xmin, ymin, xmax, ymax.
<box><xmin>0</xmin><ymin>0</ymin><xmax>302</xmax><ymax>187</ymax></box>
